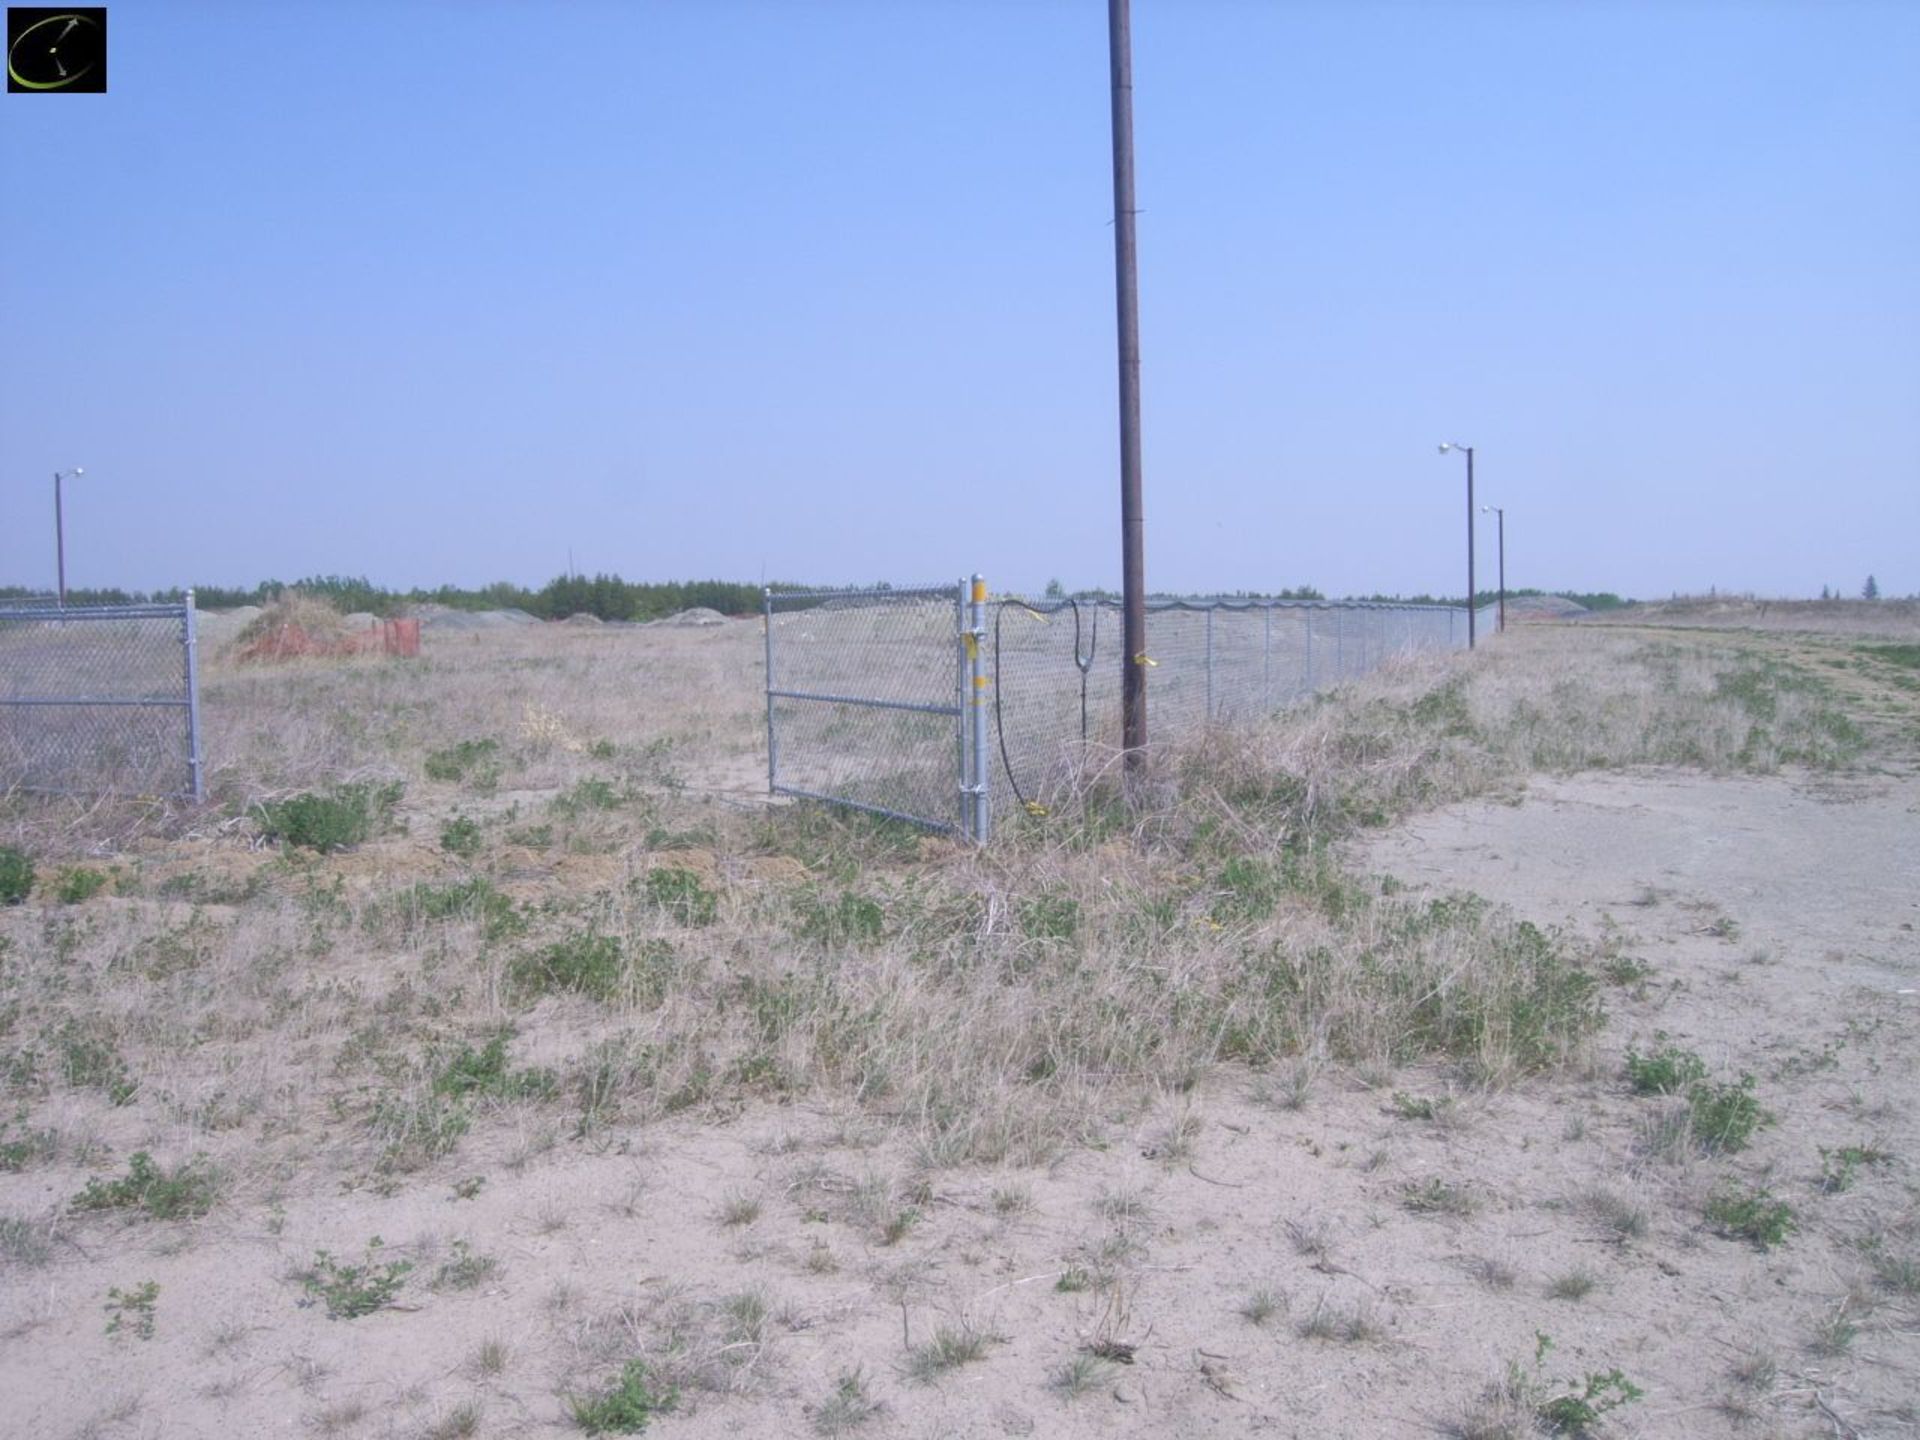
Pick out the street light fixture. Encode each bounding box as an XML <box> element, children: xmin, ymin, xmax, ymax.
<box><xmin>1437</xmin><ymin>443</ymin><xmax>1475</xmax><ymax>649</ymax></box>
<box><xmin>53</xmin><ymin>467</ymin><xmax>86</xmax><ymax>607</ymax></box>
<box><xmin>1480</xmin><ymin>504</ymin><xmax>1506</xmax><ymax>634</ymax></box>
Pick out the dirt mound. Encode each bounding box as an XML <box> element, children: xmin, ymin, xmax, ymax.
<box><xmin>415</xmin><ymin>606</ymin><xmax>540</xmax><ymax>631</ymax></box>
<box><xmin>563</xmin><ymin>611</ymin><xmax>605</xmax><ymax>626</ymax></box>
<box><xmin>1503</xmin><ymin>594</ymin><xmax>1589</xmax><ymax>620</ymax></box>
<box><xmin>660</xmin><ymin>607</ymin><xmax>729</xmax><ymax>627</ymax></box>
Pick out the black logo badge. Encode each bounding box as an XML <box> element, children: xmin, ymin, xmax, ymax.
<box><xmin>8</xmin><ymin>8</ymin><xmax>107</xmax><ymax>93</ymax></box>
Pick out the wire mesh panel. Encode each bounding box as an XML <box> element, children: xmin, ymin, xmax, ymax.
<box><xmin>765</xmin><ymin>585</ymin><xmax>967</xmax><ymax>832</ymax></box>
<box><xmin>989</xmin><ymin>596</ymin><xmax>1470</xmax><ymax>815</ymax></box>
<box><xmin>0</xmin><ymin>600</ymin><xmax>203</xmax><ymax>799</ymax></box>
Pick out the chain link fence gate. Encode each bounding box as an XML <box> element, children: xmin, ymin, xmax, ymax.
<box><xmin>766</xmin><ymin>580</ymin><xmax>1474</xmax><ymax>841</ymax></box>
<box><xmin>764</xmin><ymin>580</ymin><xmax>990</xmax><ymax>839</ymax></box>
<box><xmin>0</xmin><ymin>595</ymin><xmax>206</xmax><ymax>801</ymax></box>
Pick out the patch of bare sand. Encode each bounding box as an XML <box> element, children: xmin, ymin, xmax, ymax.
<box><xmin>6</xmin><ymin>771</ymin><xmax>1916</xmax><ymax>1440</ymax></box>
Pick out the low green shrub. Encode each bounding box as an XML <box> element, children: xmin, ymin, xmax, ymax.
<box><xmin>1706</xmin><ymin>1183</ymin><xmax>1797</xmax><ymax>1249</ymax></box>
<box><xmin>73</xmin><ymin>1151</ymin><xmax>219</xmax><ymax>1220</ymax></box>
<box><xmin>440</xmin><ymin>814</ymin><xmax>483</xmax><ymax>858</ymax></box>
<box><xmin>0</xmin><ymin>849</ymin><xmax>32</xmax><ymax>906</ymax></box>
<box><xmin>300</xmin><ymin>1238</ymin><xmax>413</xmax><ymax>1319</ymax></box>
<box><xmin>568</xmin><ymin>1358</ymin><xmax>676</xmax><ymax>1434</ymax></box>
<box><xmin>1624</xmin><ymin>1042</ymin><xmax>1707</xmax><ymax>1095</ymax></box>
<box><xmin>256</xmin><ymin>782</ymin><xmax>402</xmax><ymax>852</ymax></box>
<box><xmin>641</xmin><ymin>867</ymin><xmax>717</xmax><ymax>927</ymax></box>
<box><xmin>54</xmin><ymin>868</ymin><xmax>108</xmax><ymax>904</ymax></box>
<box><xmin>510</xmin><ymin>929</ymin><xmax>625</xmax><ymax>1002</ymax></box>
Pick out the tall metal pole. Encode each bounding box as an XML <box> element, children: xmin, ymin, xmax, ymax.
<box><xmin>1465</xmin><ymin>447</ymin><xmax>1476</xmax><ymax>649</ymax></box>
<box><xmin>54</xmin><ymin>471</ymin><xmax>67</xmax><ymax>607</ymax></box>
<box><xmin>1109</xmin><ymin>0</ymin><xmax>1148</xmax><ymax>770</ymax></box>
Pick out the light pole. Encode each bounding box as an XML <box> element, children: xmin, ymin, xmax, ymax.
<box><xmin>53</xmin><ymin>467</ymin><xmax>85</xmax><ymax>607</ymax></box>
<box><xmin>1481</xmin><ymin>505</ymin><xmax>1506</xmax><ymax>633</ymax></box>
<box><xmin>1438</xmin><ymin>443</ymin><xmax>1475</xmax><ymax>648</ymax></box>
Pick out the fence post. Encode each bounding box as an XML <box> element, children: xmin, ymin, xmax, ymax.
<box><xmin>1303</xmin><ymin>607</ymin><xmax>1313</xmax><ymax>693</ymax></box>
<box><xmin>183</xmin><ymin>590</ymin><xmax>206</xmax><ymax>802</ymax></box>
<box><xmin>1205</xmin><ymin>606</ymin><xmax>1215</xmax><ymax>720</ymax></box>
<box><xmin>968</xmin><ymin>574</ymin><xmax>991</xmax><ymax>843</ymax></box>
<box><xmin>1262</xmin><ymin>604</ymin><xmax>1272</xmax><ymax>710</ymax></box>
<box><xmin>1449</xmin><ymin>608</ymin><xmax>1457</xmax><ymax>648</ymax></box>
<box><xmin>763</xmin><ymin>587</ymin><xmax>777</xmax><ymax>795</ymax></box>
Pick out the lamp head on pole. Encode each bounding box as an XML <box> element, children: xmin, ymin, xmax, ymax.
<box><xmin>1438</xmin><ymin>442</ymin><xmax>1471</xmax><ymax>456</ymax></box>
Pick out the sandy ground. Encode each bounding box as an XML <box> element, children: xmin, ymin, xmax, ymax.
<box><xmin>3</xmin><ymin>626</ymin><xmax>1918</xmax><ymax>1440</ymax></box>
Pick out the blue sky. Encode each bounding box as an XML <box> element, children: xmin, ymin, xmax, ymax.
<box><xmin>3</xmin><ymin>0</ymin><xmax>1915</xmax><ymax>600</ymax></box>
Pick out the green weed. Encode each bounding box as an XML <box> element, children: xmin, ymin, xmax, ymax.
<box><xmin>256</xmin><ymin>782</ymin><xmax>403</xmax><ymax>852</ymax></box>
<box><xmin>73</xmin><ymin>1152</ymin><xmax>219</xmax><ymax>1220</ymax></box>
<box><xmin>440</xmin><ymin>814</ymin><xmax>484</xmax><ymax>858</ymax></box>
<box><xmin>425</xmin><ymin>738</ymin><xmax>501</xmax><ymax>787</ymax></box>
<box><xmin>1817</xmin><ymin>1144</ymin><xmax>1892</xmax><ymax>1194</ymax></box>
<box><xmin>104</xmin><ymin>1280</ymin><xmax>159</xmax><ymax>1340</ymax></box>
<box><xmin>1624</xmin><ymin>1041</ymin><xmax>1707</xmax><ymax>1095</ymax></box>
<box><xmin>300</xmin><ymin>1238</ymin><xmax>414</xmax><ymax>1319</ymax></box>
<box><xmin>568</xmin><ymin>1359</ymin><xmax>677</xmax><ymax>1434</ymax></box>
<box><xmin>509</xmin><ymin>929</ymin><xmax>626</xmax><ymax>1002</ymax></box>
<box><xmin>1705</xmin><ymin>1183</ymin><xmax>1797</xmax><ymax>1250</ymax></box>
<box><xmin>433</xmin><ymin>1033</ymin><xmax>557</xmax><ymax>1102</ymax></box>
<box><xmin>641</xmin><ymin>867</ymin><xmax>717</xmax><ymax>927</ymax></box>
<box><xmin>0</xmin><ymin>848</ymin><xmax>32</xmax><ymax>905</ymax></box>
<box><xmin>54</xmin><ymin>868</ymin><xmax>108</xmax><ymax>904</ymax></box>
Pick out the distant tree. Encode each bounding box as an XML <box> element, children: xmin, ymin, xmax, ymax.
<box><xmin>1044</xmin><ymin>578</ymin><xmax>1065</xmax><ymax>599</ymax></box>
<box><xmin>1819</xmin><ymin>585</ymin><xmax>1831</xmax><ymax>600</ymax></box>
<box><xmin>1863</xmin><ymin>575</ymin><xmax>1880</xmax><ymax>600</ymax></box>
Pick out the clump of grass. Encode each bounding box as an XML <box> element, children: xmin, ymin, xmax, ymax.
<box><xmin>424</xmin><ymin>1401</ymin><xmax>484</xmax><ymax>1440</ymax></box>
<box><xmin>1810</xmin><ymin>1300</ymin><xmax>1860</xmax><ymax>1357</ymax></box>
<box><xmin>0</xmin><ymin>847</ymin><xmax>33</xmax><ymax>905</ymax></box>
<box><xmin>369</xmin><ymin>1090</ymin><xmax>471</xmax><ymax>1172</ymax></box>
<box><xmin>1547</xmin><ymin>1268</ymin><xmax>1596</xmax><ymax>1301</ymax></box>
<box><xmin>1624</xmin><ymin>1041</ymin><xmax>1707</xmax><ymax>1095</ymax></box>
<box><xmin>812</xmin><ymin>1368</ymin><xmax>881</xmax><ymax>1434</ymax></box>
<box><xmin>298</xmin><ymin>1238</ymin><xmax>413</xmax><ymax>1319</ymax></box>
<box><xmin>794</xmin><ymin>889</ymin><xmax>887</xmax><ymax>948</ymax></box>
<box><xmin>1401</xmin><ymin>1177</ymin><xmax>1479</xmax><ymax>1216</ymax></box>
<box><xmin>905</xmin><ymin>1324</ymin><xmax>992</xmax><ymax>1383</ymax></box>
<box><xmin>54</xmin><ymin>867</ymin><xmax>108</xmax><ymax>904</ymax></box>
<box><xmin>1049</xmin><ymin>1352</ymin><xmax>1115</xmax><ymax>1401</ymax></box>
<box><xmin>1239</xmin><ymin>1287</ymin><xmax>1286</xmax><ymax>1325</ymax></box>
<box><xmin>433</xmin><ymin>1032</ymin><xmax>557</xmax><ymax>1102</ymax></box>
<box><xmin>1705</xmin><ymin>1183</ymin><xmax>1797</xmax><ymax>1250</ymax></box>
<box><xmin>510</xmin><ymin>928</ymin><xmax>626</xmax><ymax>1002</ymax></box>
<box><xmin>1</xmin><ymin>1212</ymin><xmax>55</xmax><ymax>1268</ymax></box>
<box><xmin>568</xmin><ymin>1358</ymin><xmax>677</xmax><ymax>1434</ymax></box>
<box><xmin>0</xmin><ymin>1123</ymin><xmax>58</xmax><ymax>1172</ymax></box>
<box><xmin>1817</xmin><ymin>1144</ymin><xmax>1892</xmax><ymax>1194</ymax></box>
<box><xmin>432</xmin><ymin>1240</ymin><xmax>499</xmax><ymax>1292</ymax></box>
<box><xmin>52</xmin><ymin>1019</ymin><xmax>137</xmax><ymax>1105</ymax></box>
<box><xmin>1583</xmin><ymin>1188</ymin><xmax>1647</xmax><ymax>1241</ymax></box>
<box><xmin>255</xmin><ymin>781</ymin><xmax>402</xmax><ymax>852</ymax></box>
<box><xmin>73</xmin><ymin>1152</ymin><xmax>219</xmax><ymax>1221</ymax></box>
<box><xmin>440</xmin><ymin>814</ymin><xmax>484</xmax><ymax>858</ymax></box>
<box><xmin>425</xmin><ymin>738</ymin><xmax>500</xmax><ymax>786</ymax></box>
<box><xmin>1296</xmin><ymin>1297</ymin><xmax>1381</xmax><ymax>1343</ymax></box>
<box><xmin>717</xmin><ymin>1190</ymin><xmax>762</xmax><ymax>1228</ymax></box>
<box><xmin>374</xmin><ymin>877</ymin><xmax>522</xmax><ymax>939</ymax></box>
<box><xmin>641</xmin><ymin>867</ymin><xmax>718</xmax><ymax>927</ymax></box>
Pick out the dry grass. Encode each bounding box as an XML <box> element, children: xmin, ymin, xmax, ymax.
<box><xmin>0</xmin><ymin>615</ymin><xmax>1905</xmax><ymax>1435</ymax></box>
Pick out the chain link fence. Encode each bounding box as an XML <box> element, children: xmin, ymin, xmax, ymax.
<box><xmin>767</xmin><ymin>579</ymin><xmax>1477</xmax><ymax>840</ymax></box>
<box><xmin>0</xmin><ymin>596</ymin><xmax>205</xmax><ymax>800</ymax></box>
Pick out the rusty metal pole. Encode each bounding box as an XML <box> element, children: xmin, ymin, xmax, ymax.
<box><xmin>1109</xmin><ymin>0</ymin><xmax>1148</xmax><ymax>773</ymax></box>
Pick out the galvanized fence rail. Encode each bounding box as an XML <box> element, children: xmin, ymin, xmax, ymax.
<box><xmin>766</xmin><ymin>579</ymin><xmax>1479</xmax><ymax>841</ymax></box>
<box><xmin>0</xmin><ymin>595</ymin><xmax>205</xmax><ymax>801</ymax></box>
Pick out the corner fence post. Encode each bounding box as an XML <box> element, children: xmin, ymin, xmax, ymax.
<box><xmin>968</xmin><ymin>574</ymin><xmax>991</xmax><ymax>843</ymax></box>
<box><xmin>184</xmin><ymin>589</ymin><xmax>205</xmax><ymax>802</ymax></box>
<box><xmin>763</xmin><ymin>587</ymin><xmax>777</xmax><ymax>795</ymax></box>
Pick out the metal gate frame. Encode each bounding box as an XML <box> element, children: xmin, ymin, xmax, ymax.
<box><xmin>764</xmin><ymin>577</ymin><xmax>991</xmax><ymax>842</ymax></box>
<box><xmin>0</xmin><ymin>592</ymin><xmax>205</xmax><ymax>802</ymax></box>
